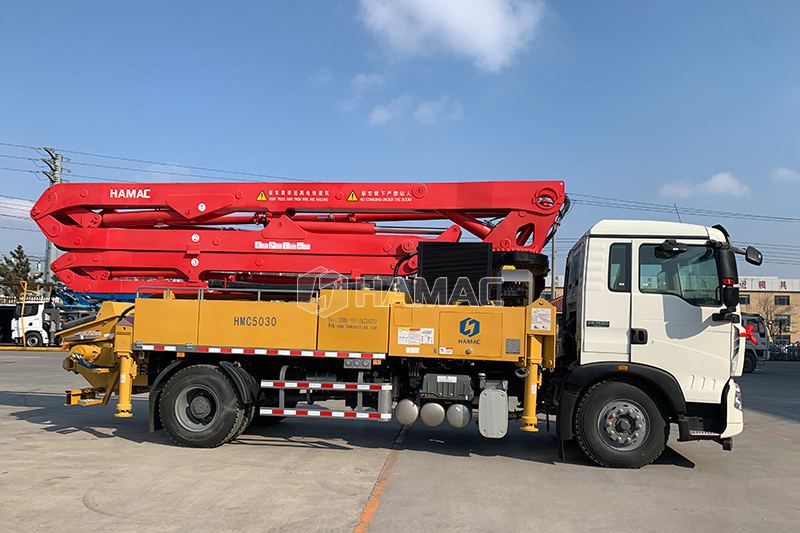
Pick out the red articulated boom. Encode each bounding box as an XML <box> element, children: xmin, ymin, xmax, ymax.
<box><xmin>30</xmin><ymin>180</ymin><xmax>565</xmax><ymax>294</ymax></box>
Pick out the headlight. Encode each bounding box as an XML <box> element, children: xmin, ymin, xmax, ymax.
<box><xmin>733</xmin><ymin>383</ymin><xmax>742</xmax><ymax>410</ymax></box>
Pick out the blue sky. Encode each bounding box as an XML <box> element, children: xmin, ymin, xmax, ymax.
<box><xmin>1</xmin><ymin>1</ymin><xmax>799</xmax><ymax>277</ymax></box>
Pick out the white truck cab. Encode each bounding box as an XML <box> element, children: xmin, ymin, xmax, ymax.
<box><xmin>555</xmin><ymin>220</ymin><xmax>761</xmax><ymax>466</ymax></box>
<box><xmin>11</xmin><ymin>300</ymin><xmax>52</xmax><ymax>347</ymax></box>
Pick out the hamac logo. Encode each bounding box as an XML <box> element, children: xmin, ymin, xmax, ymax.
<box><xmin>459</xmin><ymin>317</ymin><xmax>480</xmax><ymax>337</ymax></box>
<box><xmin>110</xmin><ymin>188</ymin><xmax>151</xmax><ymax>199</ymax></box>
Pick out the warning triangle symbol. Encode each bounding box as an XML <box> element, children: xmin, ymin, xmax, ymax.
<box><xmin>256</xmin><ymin>191</ymin><xmax>268</xmax><ymax>201</ymax></box>
<box><xmin>346</xmin><ymin>191</ymin><xmax>359</xmax><ymax>202</ymax></box>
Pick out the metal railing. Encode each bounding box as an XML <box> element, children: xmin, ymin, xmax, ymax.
<box><xmin>134</xmin><ymin>285</ymin><xmax>318</xmax><ymax>302</ymax></box>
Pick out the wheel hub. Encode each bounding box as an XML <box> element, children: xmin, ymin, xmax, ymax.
<box><xmin>597</xmin><ymin>400</ymin><xmax>649</xmax><ymax>450</ymax></box>
<box><xmin>189</xmin><ymin>396</ymin><xmax>212</xmax><ymax>418</ymax></box>
<box><xmin>175</xmin><ymin>385</ymin><xmax>219</xmax><ymax>432</ymax></box>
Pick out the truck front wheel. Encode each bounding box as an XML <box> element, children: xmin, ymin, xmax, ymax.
<box><xmin>743</xmin><ymin>351</ymin><xmax>757</xmax><ymax>374</ymax></box>
<box><xmin>25</xmin><ymin>332</ymin><xmax>43</xmax><ymax>347</ymax></box>
<box><xmin>574</xmin><ymin>380</ymin><xmax>667</xmax><ymax>468</ymax></box>
<box><xmin>159</xmin><ymin>365</ymin><xmax>245</xmax><ymax>447</ymax></box>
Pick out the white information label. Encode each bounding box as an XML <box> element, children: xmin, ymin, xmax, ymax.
<box><xmin>405</xmin><ymin>346</ymin><xmax>420</xmax><ymax>354</ymax></box>
<box><xmin>438</xmin><ymin>347</ymin><xmax>453</xmax><ymax>355</ymax></box>
<box><xmin>436</xmin><ymin>375</ymin><xmax>458</xmax><ymax>383</ymax></box>
<box><xmin>397</xmin><ymin>327</ymin><xmax>435</xmax><ymax>345</ymax></box>
<box><xmin>530</xmin><ymin>308</ymin><xmax>552</xmax><ymax>331</ymax></box>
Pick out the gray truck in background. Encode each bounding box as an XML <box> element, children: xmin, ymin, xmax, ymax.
<box><xmin>742</xmin><ymin>313</ymin><xmax>769</xmax><ymax>373</ymax></box>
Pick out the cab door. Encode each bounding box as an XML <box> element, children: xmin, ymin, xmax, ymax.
<box><xmin>580</xmin><ymin>239</ymin><xmax>632</xmax><ymax>363</ymax></box>
<box><xmin>630</xmin><ymin>240</ymin><xmax>733</xmax><ymax>403</ymax></box>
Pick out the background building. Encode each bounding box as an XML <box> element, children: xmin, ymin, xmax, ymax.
<box><xmin>739</xmin><ymin>277</ymin><xmax>799</xmax><ymax>344</ymax></box>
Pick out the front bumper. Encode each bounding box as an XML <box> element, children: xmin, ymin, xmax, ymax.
<box><xmin>676</xmin><ymin>379</ymin><xmax>742</xmax><ymax>447</ymax></box>
<box><xmin>720</xmin><ymin>379</ymin><xmax>743</xmax><ymax>438</ymax></box>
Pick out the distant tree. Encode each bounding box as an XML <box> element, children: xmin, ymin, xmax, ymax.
<box><xmin>0</xmin><ymin>245</ymin><xmax>42</xmax><ymax>295</ymax></box>
<box><xmin>753</xmin><ymin>293</ymin><xmax>790</xmax><ymax>340</ymax></box>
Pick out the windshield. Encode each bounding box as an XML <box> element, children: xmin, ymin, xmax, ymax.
<box><xmin>639</xmin><ymin>245</ymin><xmax>720</xmax><ymax>306</ymax></box>
<box><xmin>13</xmin><ymin>303</ymin><xmax>40</xmax><ymax>318</ymax></box>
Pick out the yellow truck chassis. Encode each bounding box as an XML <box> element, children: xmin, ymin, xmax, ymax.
<box><xmin>60</xmin><ymin>287</ymin><xmax>555</xmax><ymax>445</ymax></box>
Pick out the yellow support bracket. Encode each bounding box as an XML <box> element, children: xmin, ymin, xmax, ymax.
<box><xmin>65</xmin><ymin>387</ymin><xmax>106</xmax><ymax>406</ymax></box>
<box><xmin>520</xmin><ymin>298</ymin><xmax>557</xmax><ymax>433</ymax></box>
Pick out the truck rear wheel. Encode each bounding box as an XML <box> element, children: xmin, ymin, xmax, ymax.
<box><xmin>574</xmin><ymin>380</ymin><xmax>667</xmax><ymax>468</ymax></box>
<box><xmin>159</xmin><ymin>365</ymin><xmax>245</xmax><ymax>447</ymax></box>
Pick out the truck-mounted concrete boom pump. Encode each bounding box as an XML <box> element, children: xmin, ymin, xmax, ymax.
<box><xmin>33</xmin><ymin>180</ymin><xmax>763</xmax><ymax>467</ymax></box>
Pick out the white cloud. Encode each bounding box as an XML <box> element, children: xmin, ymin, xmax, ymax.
<box><xmin>359</xmin><ymin>0</ymin><xmax>545</xmax><ymax>72</ymax></box>
<box><xmin>774</xmin><ymin>167</ymin><xmax>800</xmax><ymax>182</ymax></box>
<box><xmin>659</xmin><ymin>172</ymin><xmax>751</xmax><ymax>199</ymax></box>
<box><xmin>340</xmin><ymin>72</ymin><xmax>386</xmax><ymax>111</ymax></box>
<box><xmin>352</xmin><ymin>72</ymin><xmax>385</xmax><ymax>92</ymax></box>
<box><xmin>414</xmin><ymin>95</ymin><xmax>464</xmax><ymax>125</ymax></box>
<box><xmin>369</xmin><ymin>95</ymin><xmax>412</xmax><ymax>125</ymax></box>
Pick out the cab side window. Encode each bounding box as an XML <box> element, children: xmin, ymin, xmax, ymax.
<box><xmin>639</xmin><ymin>244</ymin><xmax>720</xmax><ymax>306</ymax></box>
<box><xmin>608</xmin><ymin>243</ymin><xmax>631</xmax><ymax>292</ymax></box>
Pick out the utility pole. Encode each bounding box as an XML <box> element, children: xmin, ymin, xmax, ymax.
<box><xmin>41</xmin><ymin>148</ymin><xmax>65</xmax><ymax>284</ymax></box>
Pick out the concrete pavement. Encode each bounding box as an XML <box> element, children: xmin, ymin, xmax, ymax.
<box><xmin>0</xmin><ymin>351</ymin><xmax>798</xmax><ymax>532</ymax></box>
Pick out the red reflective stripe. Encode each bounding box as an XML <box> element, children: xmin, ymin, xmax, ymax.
<box><xmin>273</xmin><ymin>382</ymin><xmax>285</xmax><ymax>387</ymax></box>
<box><xmin>319</xmin><ymin>411</ymin><xmax>333</xmax><ymax>417</ymax></box>
<box><xmin>320</xmin><ymin>383</ymin><xmax>333</xmax><ymax>389</ymax></box>
<box><xmin>145</xmin><ymin>344</ymin><xmax>383</xmax><ymax>359</ymax></box>
<box><xmin>344</xmin><ymin>384</ymin><xmax>357</xmax><ymax>390</ymax></box>
<box><xmin>295</xmin><ymin>409</ymin><xmax>309</xmax><ymax>416</ymax></box>
<box><xmin>297</xmin><ymin>382</ymin><xmax>310</xmax><ymax>388</ymax></box>
<box><xmin>270</xmin><ymin>409</ymin><xmax>284</xmax><ymax>416</ymax></box>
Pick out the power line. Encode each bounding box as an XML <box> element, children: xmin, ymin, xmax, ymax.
<box><xmin>0</xmin><ymin>141</ymin><xmax>39</xmax><ymax>151</ymax></box>
<box><xmin>0</xmin><ymin>194</ymin><xmax>36</xmax><ymax>203</ymax></box>
<box><xmin>0</xmin><ymin>202</ymin><xmax>32</xmax><ymax>213</ymax></box>
<box><xmin>0</xmin><ymin>166</ymin><xmax>38</xmax><ymax>174</ymax></box>
<box><xmin>59</xmin><ymin>148</ymin><xmax>316</xmax><ymax>183</ymax></box>
<box><xmin>0</xmin><ymin>212</ymin><xmax>32</xmax><ymax>221</ymax></box>
<box><xmin>67</xmin><ymin>173</ymin><xmax>140</xmax><ymax>183</ymax></box>
<box><xmin>0</xmin><ymin>224</ymin><xmax>39</xmax><ymax>233</ymax></box>
<box><xmin>571</xmin><ymin>198</ymin><xmax>800</xmax><ymax>224</ymax></box>
<box><xmin>0</xmin><ymin>153</ymin><xmax>39</xmax><ymax>162</ymax></box>
<box><xmin>67</xmin><ymin>159</ymin><xmax>291</xmax><ymax>183</ymax></box>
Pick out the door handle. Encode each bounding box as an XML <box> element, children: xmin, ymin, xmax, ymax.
<box><xmin>631</xmin><ymin>328</ymin><xmax>648</xmax><ymax>345</ymax></box>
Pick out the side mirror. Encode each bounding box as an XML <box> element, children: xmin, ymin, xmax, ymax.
<box><xmin>745</xmin><ymin>246</ymin><xmax>763</xmax><ymax>266</ymax></box>
<box><xmin>656</xmin><ymin>239</ymin><xmax>687</xmax><ymax>258</ymax></box>
<box><xmin>721</xmin><ymin>285</ymin><xmax>740</xmax><ymax>310</ymax></box>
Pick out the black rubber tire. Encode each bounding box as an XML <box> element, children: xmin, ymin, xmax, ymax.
<box><xmin>743</xmin><ymin>352</ymin><xmax>757</xmax><ymax>374</ymax></box>
<box><xmin>25</xmin><ymin>332</ymin><xmax>43</xmax><ymax>347</ymax></box>
<box><xmin>231</xmin><ymin>405</ymin><xmax>257</xmax><ymax>440</ymax></box>
<box><xmin>159</xmin><ymin>364</ymin><xmax>245</xmax><ymax>448</ymax></box>
<box><xmin>575</xmin><ymin>380</ymin><xmax>667</xmax><ymax>468</ymax></box>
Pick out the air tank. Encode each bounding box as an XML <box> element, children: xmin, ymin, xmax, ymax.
<box><xmin>446</xmin><ymin>403</ymin><xmax>472</xmax><ymax>429</ymax></box>
<box><xmin>420</xmin><ymin>402</ymin><xmax>446</xmax><ymax>427</ymax></box>
<box><xmin>395</xmin><ymin>398</ymin><xmax>419</xmax><ymax>426</ymax></box>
